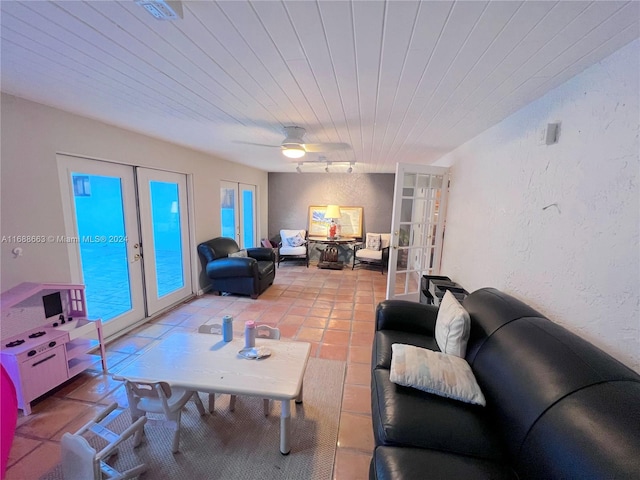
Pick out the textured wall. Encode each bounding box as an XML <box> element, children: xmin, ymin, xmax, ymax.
<box><xmin>268</xmin><ymin>173</ymin><xmax>394</xmax><ymax>259</ymax></box>
<box><xmin>437</xmin><ymin>40</ymin><xmax>639</xmax><ymax>372</ymax></box>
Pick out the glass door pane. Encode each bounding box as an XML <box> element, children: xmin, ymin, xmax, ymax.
<box><xmin>221</xmin><ymin>181</ymin><xmax>238</xmax><ymax>241</ymax></box>
<box><xmin>239</xmin><ymin>183</ymin><xmax>256</xmax><ymax>248</ymax></box>
<box><xmin>72</xmin><ymin>174</ymin><xmax>132</xmax><ymax>320</ymax></box>
<box><xmin>150</xmin><ymin>181</ymin><xmax>184</xmax><ymax>297</ymax></box>
<box><xmin>137</xmin><ymin>168</ymin><xmax>192</xmax><ymax>316</ymax></box>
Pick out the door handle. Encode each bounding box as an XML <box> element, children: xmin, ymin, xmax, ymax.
<box><xmin>32</xmin><ymin>354</ymin><xmax>56</xmax><ymax>367</ymax></box>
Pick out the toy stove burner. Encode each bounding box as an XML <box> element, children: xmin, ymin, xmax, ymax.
<box><xmin>1</xmin><ymin>327</ymin><xmax>68</xmax><ymax>358</ymax></box>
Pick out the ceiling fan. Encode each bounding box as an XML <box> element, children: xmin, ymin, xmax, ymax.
<box><xmin>238</xmin><ymin>126</ymin><xmax>350</xmax><ymax>158</ymax></box>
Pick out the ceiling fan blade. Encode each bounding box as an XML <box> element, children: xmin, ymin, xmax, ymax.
<box><xmin>233</xmin><ymin>141</ymin><xmax>281</xmax><ymax>148</ymax></box>
<box><xmin>303</xmin><ymin>143</ymin><xmax>351</xmax><ymax>153</ymax></box>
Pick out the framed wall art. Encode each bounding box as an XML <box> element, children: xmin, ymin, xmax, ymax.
<box><xmin>308</xmin><ymin>206</ymin><xmax>363</xmax><ymax>238</ymax></box>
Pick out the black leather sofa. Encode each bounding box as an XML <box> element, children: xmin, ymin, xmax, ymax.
<box><xmin>371</xmin><ymin>288</ymin><xmax>640</xmax><ymax>479</ymax></box>
<box><xmin>197</xmin><ymin>237</ymin><xmax>275</xmax><ymax>299</ymax></box>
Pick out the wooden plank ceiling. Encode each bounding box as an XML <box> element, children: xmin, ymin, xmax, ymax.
<box><xmin>1</xmin><ymin>1</ymin><xmax>638</xmax><ymax>172</ymax></box>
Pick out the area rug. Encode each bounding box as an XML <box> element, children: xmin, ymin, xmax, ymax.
<box><xmin>41</xmin><ymin>357</ymin><xmax>346</xmax><ymax>480</ymax></box>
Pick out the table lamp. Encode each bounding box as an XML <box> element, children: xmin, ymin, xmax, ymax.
<box><xmin>325</xmin><ymin>205</ymin><xmax>341</xmax><ymax>240</ymax></box>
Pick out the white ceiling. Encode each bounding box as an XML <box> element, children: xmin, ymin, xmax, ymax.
<box><xmin>1</xmin><ymin>1</ymin><xmax>638</xmax><ymax>173</ymax></box>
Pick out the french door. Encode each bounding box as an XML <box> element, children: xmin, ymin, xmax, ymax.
<box><xmin>220</xmin><ymin>181</ymin><xmax>257</xmax><ymax>248</ymax></box>
<box><xmin>386</xmin><ymin>163</ymin><xmax>449</xmax><ymax>301</ymax></box>
<box><xmin>58</xmin><ymin>156</ymin><xmax>192</xmax><ymax>337</ymax></box>
<box><xmin>136</xmin><ymin>168</ymin><xmax>192</xmax><ymax>314</ymax></box>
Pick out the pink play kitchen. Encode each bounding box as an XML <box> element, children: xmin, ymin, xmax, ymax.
<box><xmin>0</xmin><ymin>282</ymin><xmax>107</xmax><ymax>415</ymax></box>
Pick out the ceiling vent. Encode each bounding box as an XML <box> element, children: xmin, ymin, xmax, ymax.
<box><xmin>135</xmin><ymin>0</ymin><xmax>183</xmax><ymax>20</ymax></box>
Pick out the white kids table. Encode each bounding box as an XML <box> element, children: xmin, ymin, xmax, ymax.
<box><xmin>114</xmin><ymin>332</ymin><xmax>311</xmax><ymax>454</ymax></box>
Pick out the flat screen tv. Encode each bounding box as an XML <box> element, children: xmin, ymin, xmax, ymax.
<box><xmin>42</xmin><ymin>292</ymin><xmax>63</xmax><ymax>318</ymax></box>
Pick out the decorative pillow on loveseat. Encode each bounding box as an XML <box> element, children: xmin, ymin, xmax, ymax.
<box><xmin>229</xmin><ymin>249</ymin><xmax>248</xmax><ymax>258</ymax></box>
<box><xmin>435</xmin><ymin>290</ymin><xmax>471</xmax><ymax>357</ymax></box>
<box><xmin>390</xmin><ymin>343</ymin><xmax>486</xmax><ymax>406</ymax></box>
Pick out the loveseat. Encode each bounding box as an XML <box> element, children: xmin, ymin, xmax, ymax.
<box><xmin>197</xmin><ymin>237</ymin><xmax>275</xmax><ymax>299</ymax></box>
<box><xmin>371</xmin><ymin>288</ymin><xmax>640</xmax><ymax>479</ymax></box>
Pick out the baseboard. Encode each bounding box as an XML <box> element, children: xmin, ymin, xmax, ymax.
<box><xmin>197</xmin><ymin>284</ymin><xmax>212</xmax><ymax>296</ymax></box>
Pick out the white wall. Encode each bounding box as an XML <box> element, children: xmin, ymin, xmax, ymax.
<box><xmin>437</xmin><ymin>40</ymin><xmax>639</xmax><ymax>372</ymax></box>
<box><xmin>0</xmin><ymin>94</ymin><xmax>269</xmax><ymax>292</ymax></box>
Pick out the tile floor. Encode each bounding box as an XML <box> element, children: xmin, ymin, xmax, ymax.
<box><xmin>5</xmin><ymin>263</ymin><xmax>385</xmax><ymax>480</ymax></box>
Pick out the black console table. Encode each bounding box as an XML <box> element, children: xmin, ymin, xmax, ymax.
<box><xmin>308</xmin><ymin>237</ymin><xmax>358</xmax><ymax>269</ymax></box>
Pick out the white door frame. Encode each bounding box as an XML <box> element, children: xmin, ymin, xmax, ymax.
<box><xmin>220</xmin><ymin>181</ymin><xmax>257</xmax><ymax>248</ymax></box>
<box><xmin>57</xmin><ymin>155</ymin><xmax>145</xmax><ymax>337</ymax></box>
<box><xmin>57</xmin><ymin>154</ymin><xmax>196</xmax><ymax>337</ymax></box>
<box><xmin>137</xmin><ymin>167</ymin><xmax>193</xmax><ymax>316</ymax></box>
<box><xmin>386</xmin><ymin>163</ymin><xmax>450</xmax><ymax>301</ymax></box>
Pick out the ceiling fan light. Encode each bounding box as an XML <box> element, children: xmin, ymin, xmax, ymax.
<box><xmin>282</xmin><ymin>146</ymin><xmax>305</xmax><ymax>159</ymax></box>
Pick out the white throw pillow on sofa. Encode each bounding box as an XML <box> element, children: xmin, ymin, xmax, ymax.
<box><xmin>435</xmin><ymin>290</ymin><xmax>471</xmax><ymax>357</ymax></box>
<box><xmin>390</xmin><ymin>343</ymin><xmax>485</xmax><ymax>406</ymax></box>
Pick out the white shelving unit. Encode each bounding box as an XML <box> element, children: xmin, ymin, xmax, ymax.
<box><xmin>53</xmin><ymin>316</ymin><xmax>107</xmax><ymax>376</ymax></box>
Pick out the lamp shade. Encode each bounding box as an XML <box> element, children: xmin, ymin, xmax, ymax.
<box><xmin>325</xmin><ymin>205</ymin><xmax>341</xmax><ymax>219</ymax></box>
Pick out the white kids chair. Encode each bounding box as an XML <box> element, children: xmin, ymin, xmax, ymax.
<box><xmin>124</xmin><ymin>380</ymin><xmax>206</xmax><ymax>453</ymax></box>
<box><xmin>60</xmin><ymin>402</ymin><xmax>147</xmax><ymax>480</ymax></box>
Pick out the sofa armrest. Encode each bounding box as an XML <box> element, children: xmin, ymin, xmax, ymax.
<box><xmin>197</xmin><ymin>242</ymin><xmax>216</xmax><ymax>264</ymax></box>
<box><xmin>205</xmin><ymin>257</ymin><xmax>257</xmax><ymax>278</ymax></box>
<box><xmin>376</xmin><ymin>300</ymin><xmax>438</xmax><ymax>336</ymax></box>
<box><xmin>247</xmin><ymin>247</ymin><xmax>276</xmax><ymax>262</ymax></box>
